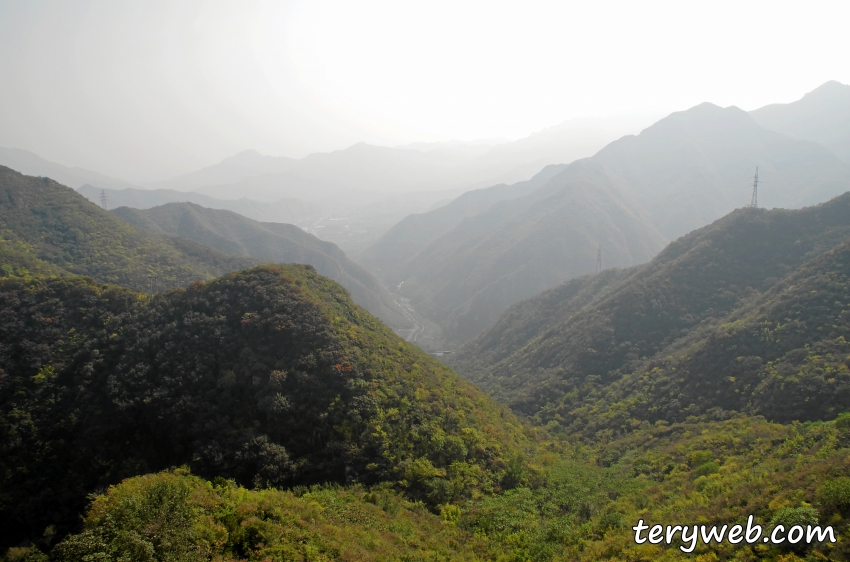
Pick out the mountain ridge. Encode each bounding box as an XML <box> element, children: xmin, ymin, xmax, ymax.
<box><xmin>449</xmin><ymin>193</ymin><xmax>850</xmax><ymax>428</ymax></box>
<box><xmin>112</xmin><ymin>202</ymin><xmax>410</xmax><ymax>329</ymax></box>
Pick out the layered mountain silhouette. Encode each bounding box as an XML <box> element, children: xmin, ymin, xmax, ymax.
<box><xmin>751</xmin><ymin>80</ymin><xmax>850</xmax><ymax>162</ymax></box>
<box><xmin>365</xmin><ymin>100</ymin><xmax>850</xmax><ymax>345</ymax></box>
<box><xmin>449</xmin><ymin>193</ymin><xmax>850</xmax><ymax>431</ymax></box>
<box><xmin>359</xmin><ymin>164</ymin><xmax>569</xmax><ymax>274</ymax></box>
<box><xmin>113</xmin><ymin>202</ymin><xmax>409</xmax><ymax>329</ymax></box>
<box><xmin>77</xmin><ymin>184</ymin><xmax>319</xmax><ymax>224</ymax></box>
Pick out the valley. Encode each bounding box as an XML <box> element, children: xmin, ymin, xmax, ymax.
<box><xmin>2</xmin><ymin>79</ymin><xmax>850</xmax><ymax>561</ymax></box>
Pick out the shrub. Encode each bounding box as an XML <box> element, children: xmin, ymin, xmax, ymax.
<box><xmin>817</xmin><ymin>477</ymin><xmax>850</xmax><ymax>513</ymax></box>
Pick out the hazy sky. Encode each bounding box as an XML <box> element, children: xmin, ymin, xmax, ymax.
<box><xmin>0</xmin><ymin>0</ymin><xmax>848</xmax><ymax>181</ymax></box>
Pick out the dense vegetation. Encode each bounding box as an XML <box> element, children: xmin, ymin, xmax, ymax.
<box><xmin>0</xmin><ymin>166</ymin><xmax>258</xmax><ymax>292</ymax></box>
<box><xmin>8</xmin><ymin>415</ymin><xmax>850</xmax><ymax>560</ymax></box>
<box><xmin>451</xmin><ymin>194</ymin><xmax>850</xmax><ymax>430</ymax></box>
<box><xmin>0</xmin><ymin>265</ymin><xmax>531</xmax><ymax>549</ymax></box>
<box><xmin>113</xmin><ymin>202</ymin><xmax>409</xmax><ymax>329</ymax></box>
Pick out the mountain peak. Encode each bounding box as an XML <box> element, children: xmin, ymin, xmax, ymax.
<box><xmin>802</xmin><ymin>80</ymin><xmax>850</xmax><ymax>101</ymax></box>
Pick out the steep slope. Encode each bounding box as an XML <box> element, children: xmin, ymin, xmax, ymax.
<box><xmin>394</xmin><ymin>164</ymin><xmax>668</xmax><ymax>344</ymax></box>
<box><xmin>113</xmin><ymin>202</ymin><xmax>409</xmax><ymax>329</ymax></box>
<box><xmin>360</xmin><ymin>164</ymin><xmax>568</xmax><ymax>278</ymax></box>
<box><xmin>0</xmin><ymin>166</ymin><xmax>258</xmax><ymax>291</ymax></box>
<box><xmin>751</xmin><ymin>80</ymin><xmax>850</xmax><ymax>162</ymax></box>
<box><xmin>591</xmin><ymin>102</ymin><xmax>850</xmax><ymax>238</ymax></box>
<box><xmin>0</xmin><ymin>265</ymin><xmax>530</xmax><ymax>546</ymax></box>
<box><xmin>450</xmin><ymin>193</ymin><xmax>850</xmax><ymax>427</ymax></box>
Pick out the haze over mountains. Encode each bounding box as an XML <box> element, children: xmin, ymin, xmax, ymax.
<box><xmin>0</xmin><ymin>116</ymin><xmax>650</xmax><ymax>256</ymax></box>
<box><xmin>5</xmin><ymin>73</ymin><xmax>850</xmax><ymax>560</ymax></box>
<box><xmin>3</xmin><ymin>81</ymin><xmax>850</xmax><ymax>350</ymax></box>
<box><xmin>366</xmin><ymin>91</ymin><xmax>850</xmax><ymax>346</ymax></box>
<box><xmin>750</xmin><ymin>80</ymin><xmax>850</xmax><ymax>162</ymax></box>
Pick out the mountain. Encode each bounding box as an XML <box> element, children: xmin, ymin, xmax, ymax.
<box><xmin>588</xmin><ymin>102</ymin><xmax>850</xmax><ymax>239</ymax></box>
<box><xmin>0</xmin><ymin>147</ymin><xmax>137</xmax><ymax>191</ymax></box>
<box><xmin>449</xmin><ymin>193</ymin><xmax>850</xmax><ymax>430</ymax></box>
<box><xmin>0</xmin><ymin>166</ymin><xmax>258</xmax><ymax>291</ymax></box>
<box><xmin>154</xmin><ymin>116</ymin><xmax>653</xmax><ymax>201</ymax></box>
<box><xmin>751</xmin><ymin>80</ymin><xmax>850</xmax><ymax>162</ymax></box>
<box><xmin>360</xmin><ymin>164</ymin><xmax>569</xmax><ymax>276</ymax></box>
<box><xmin>154</xmin><ymin>143</ymin><xmax>479</xmax><ymax>200</ymax></box>
<box><xmin>372</xmin><ymin>102</ymin><xmax>850</xmax><ymax>346</ymax></box>
<box><xmin>0</xmin><ymin>265</ymin><xmax>530</xmax><ymax>546</ymax></box>
<box><xmin>152</xmin><ymin>148</ymin><xmax>298</xmax><ymax>191</ymax></box>
<box><xmin>391</xmin><ymin>167</ymin><xmax>668</xmax><ymax>344</ymax></box>
<box><xmin>77</xmin><ymin>183</ymin><xmax>319</xmax><ymax>224</ymax></box>
<box><xmin>112</xmin><ymin>202</ymin><xmax>410</xmax><ymax>329</ymax></box>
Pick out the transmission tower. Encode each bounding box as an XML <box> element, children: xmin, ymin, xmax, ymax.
<box><xmin>100</xmin><ymin>189</ymin><xmax>108</xmax><ymax>210</ymax></box>
<box><xmin>596</xmin><ymin>245</ymin><xmax>602</xmax><ymax>274</ymax></box>
<box><xmin>749</xmin><ymin>166</ymin><xmax>759</xmax><ymax>208</ymax></box>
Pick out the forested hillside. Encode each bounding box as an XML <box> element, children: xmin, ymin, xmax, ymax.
<box><xmin>0</xmin><ymin>166</ymin><xmax>258</xmax><ymax>291</ymax></box>
<box><xmin>450</xmin><ymin>193</ymin><xmax>850</xmax><ymax>430</ymax></box>
<box><xmin>113</xmin><ymin>202</ymin><xmax>410</xmax><ymax>329</ymax></box>
<box><xmin>0</xmin><ymin>265</ymin><xmax>530</xmax><ymax>548</ymax></box>
<box><xmin>18</xmin><ymin>415</ymin><xmax>850</xmax><ymax>560</ymax></box>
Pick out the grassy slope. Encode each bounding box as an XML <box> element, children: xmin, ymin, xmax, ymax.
<box><xmin>0</xmin><ymin>166</ymin><xmax>258</xmax><ymax>292</ymax></box>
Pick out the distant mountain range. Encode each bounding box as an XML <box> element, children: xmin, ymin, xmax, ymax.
<box><xmin>149</xmin><ymin>116</ymin><xmax>655</xmax><ymax>200</ymax></box>
<box><xmin>113</xmin><ymin>202</ymin><xmax>410</xmax><ymax>329</ymax></box>
<box><xmin>0</xmin><ymin>116</ymin><xmax>652</xmax><ymax>256</ymax></box>
<box><xmin>449</xmin><ymin>193</ymin><xmax>850</xmax><ymax>431</ymax></box>
<box><xmin>365</xmin><ymin>95</ymin><xmax>850</xmax><ymax>346</ymax></box>
<box><xmin>77</xmin><ymin>184</ymin><xmax>320</xmax><ymax>225</ymax></box>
